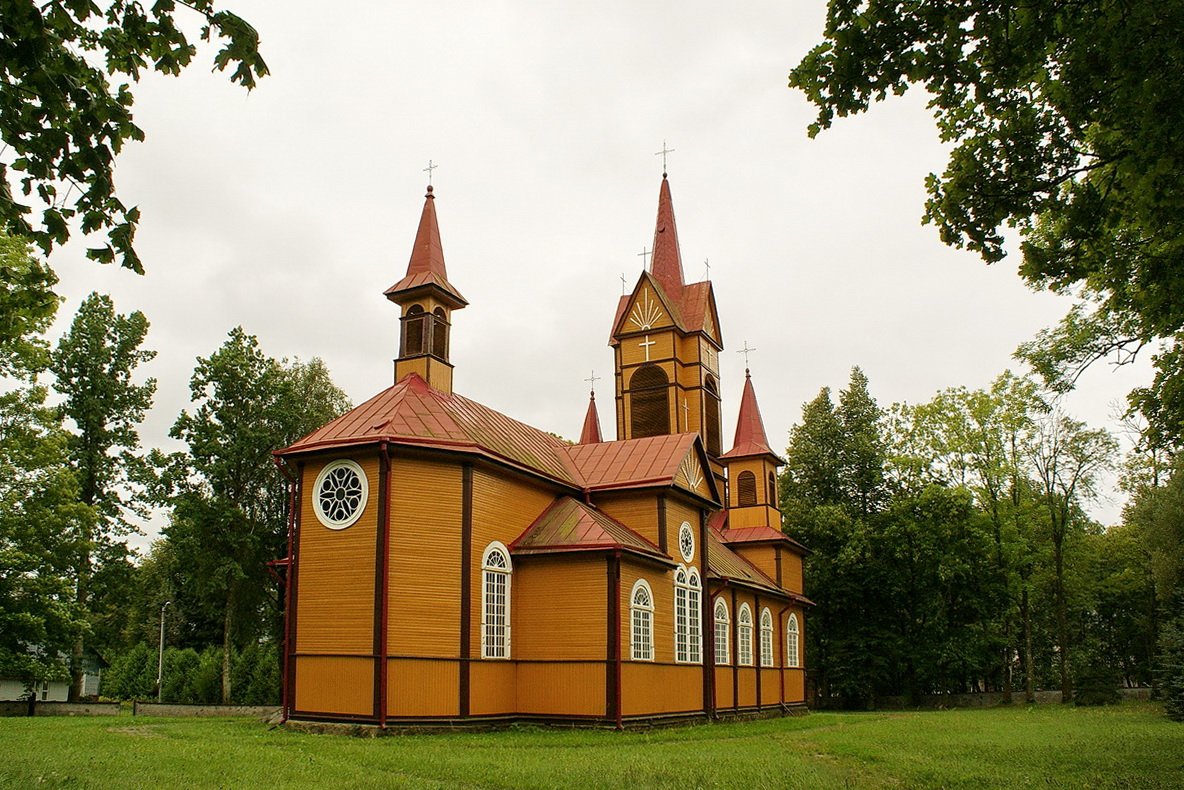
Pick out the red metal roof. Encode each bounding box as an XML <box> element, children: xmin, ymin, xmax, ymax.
<box><xmin>279</xmin><ymin>373</ymin><xmax>579</xmax><ymax>484</ymax></box>
<box><xmin>511</xmin><ymin>497</ymin><xmax>669</xmax><ymax>562</ymax></box>
<box><xmin>720</xmin><ymin>371</ymin><xmax>784</xmax><ymax>462</ymax></box>
<box><xmin>567</xmin><ymin>433</ymin><xmax>700</xmax><ymax>492</ymax></box>
<box><xmin>384</xmin><ymin>186</ymin><xmax>468</xmax><ymax>307</ymax></box>
<box><xmin>650</xmin><ymin>175</ymin><xmax>684</xmax><ymax>298</ymax></box>
<box><xmin>720</xmin><ymin>525</ymin><xmax>809</xmax><ymax>555</ymax></box>
<box><xmin>579</xmin><ymin>392</ymin><xmax>602</xmax><ymax>444</ymax></box>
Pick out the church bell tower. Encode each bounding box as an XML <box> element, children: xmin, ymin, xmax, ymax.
<box><xmin>384</xmin><ymin>185</ymin><xmax>468</xmax><ymax>395</ymax></box>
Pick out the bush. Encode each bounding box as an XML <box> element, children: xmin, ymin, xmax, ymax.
<box><xmin>1158</xmin><ymin>613</ymin><xmax>1184</xmax><ymax>721</ymax></box>
<box><xmin>232</xmin><ymin>642</ymin><xmax>280</xmax><ymax>705</ymax></box>
<box><xmin>193</xmin><ymin>645</ymin><xmax>223</xmax><ymax>704</ymax></box>
<box><xmin>101</xmin><ymin>643</ymin><xmax>156</xmax><ymax>700</ymax></box>
<box><xmin>160</xmin><ymin>647</ymin><xmax>201</xmax><ymax>704</ymax></box>
<box><xmin>1074</xmin><ymin>642</ymin><xmax>1122</xmax><ymax>707</ymax></box>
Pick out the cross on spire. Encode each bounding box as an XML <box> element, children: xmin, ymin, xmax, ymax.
<box><xmin>584</xmin><ymin>370</ymin><xmax>600</xmax><ymax>395</ymax></box>
<box><xmin>738</xmin><ymin>340</ymin><xmax>757</xmax><ymax>372</ymax></box>
<box><xmin>655</xmin><ymin>140</ymin><xmax>675</xmax><ymax>174</ymax></box>
<box><xmin>620</xmin><ymin>272</ymin><xmax>627</xmax><ymax>294</ymax></box>
<box><xmin>637</xmin><ymin>246</ymin><xmax>651</xmax><ymax>268</ymax></box>
<box><xmin>423</xmin><ymin>159</ymin><xmax>438</xmax><ymax>185</ymax></box>
<box><xmin>704</xmin><ymin>257</ymin><xmax>711</xmax><ymax>280</ymax></box>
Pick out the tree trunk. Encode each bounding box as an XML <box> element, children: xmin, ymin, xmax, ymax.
<box><xmin>1002</xmin><ymin>617</ymin><xmax>1013</xmax><ymax>703</ymax></box>
<box><xmin>68</xmin><ymin>543</ymin><xmax>91</xmax><ymax>702</ymax></box>
<box><xmin>222</xmin><ymin>581</ymin><xmax>236</xmax><ymax>704</ymax></box>
<box><xmin>1053</xmin><ymin>531</ymin><xmax>1071</xmax><ymax>703</ymax></box>
<box><xmin>1022</xmin><ymin>584</ymin><xmax>1034</xmax><ymax>703</ymax></box>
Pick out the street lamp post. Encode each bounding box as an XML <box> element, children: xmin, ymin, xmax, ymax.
<box><xmin>157</xmin><ymin>600</ymin><xmax>171</xmax><ymax>704</ymax></box>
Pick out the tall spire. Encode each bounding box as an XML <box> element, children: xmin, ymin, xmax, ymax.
<box><xmin>649</xmin><ymin>175</ymin><xmax>685</xmax><ymax>298</ymax></box>
<box><xmin>579</xmin><ymin>390</ymin><xmax>603</xmax><ymax>444</ymax></box>
<box><xmin>722</xmin><ymin>369</ymin><xmax>777</xmax><ymax>460</ymax></box>
<box><xmin>385</xmin><ymin>185</ymin><xmax>467</xmax><ymax>307</ymax></box>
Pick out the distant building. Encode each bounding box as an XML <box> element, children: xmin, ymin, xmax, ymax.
<box><xmin>0</xmin><ymin>649</ymin><xmax>106</xmax><ymax>701</ymax></box>
<box><xmin>275</xmin><ymin>175</ymin><xmax>810</xmax><ymax>726</ymax></box>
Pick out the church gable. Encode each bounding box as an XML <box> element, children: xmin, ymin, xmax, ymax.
<box><xmin>613</xmin><ymin>274</ymin><xmax>679</xmax><ymax>339</ymax></box>
<box><xmin>673</xmin><ymin>443</ymin><xmax>718</xmax><ymax>502</ymax></box>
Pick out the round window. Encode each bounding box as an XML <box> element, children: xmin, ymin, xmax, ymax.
<box><xmin>678</xmin><ymin>521</ymin><xmax>695</xmax><ymax>563</ymax></box>
<box><xmin>313</xmin><ymin>459</ymin><xmax>368</xmax><ymax>529</ymax></box>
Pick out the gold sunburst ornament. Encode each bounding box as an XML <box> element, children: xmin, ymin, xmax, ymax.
<box><xmin>679</xmin><ymin>453</ymin><xmax>704</xmax><ymax>492</ymax></box>
<box><xmin>629</xmin><ymin>290</ymin><xmax>663</xmax><ymax>331</ymax></box>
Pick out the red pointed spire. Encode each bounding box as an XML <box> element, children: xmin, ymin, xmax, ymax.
<box><xmin>385</xmin><ymin>186</ymin><xmax>468</xmax><ymax>307</ymax></box>
<box><xmin>721</xmin><ymin>369</ymin><xmax>779</xmax><ymax>460</ymax></box>
<box><xmin>579</xmin><ymin>391</ymin><xmax>603</xmax><ymax>444</ymax></box>
<box><xmin>649</xmin><ymin>174</ymin><xmax>685</xmax><ymax>298</ymax></box>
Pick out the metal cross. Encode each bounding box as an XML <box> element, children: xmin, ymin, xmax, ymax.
<box><xmin>682</xmin><ymin>397</ymin><xmax>690</xmax><ymax>429</ymax></box>
<box><xmin>423</xmin><ymin>159</ymin><xmax>438</xmax><ymax>185</ymax></box>
<box><xmin>655</xmin><ymin>140</ymin><xmax>675</xmax><ymax>173</ymax></box>
<box><xmin>704</xmin><ymin>258</ymin><xmax>711</xmax><ymax>281</ymax></box>
<box><xmin>639</xmin><ymin>335</ymin><xmax>656</xmax><ymax>362</ymax></box>
<box><xmin>738</xmin><ymin>340</ymin><xmax>757</xmax><ymax>370</ymax></box>
<box><xmin>585</xmin><ymin>370</ymin><xmax>600</xmax><ymax>394</ymax></box>
<box><xmin>620</xmin><ymin>272</ymin><xmax>628</xmax><ymax>294</ymax></box>
<box><xmin>638</xmin><ymin>247</ymin><xmax>651</xmax><ymax>269</ymax></box>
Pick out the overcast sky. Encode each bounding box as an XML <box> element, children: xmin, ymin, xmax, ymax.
<box><xmin>39</xmin><ymin>2</ymin><xmax>1147</xmax><ymax>550</ymax></box>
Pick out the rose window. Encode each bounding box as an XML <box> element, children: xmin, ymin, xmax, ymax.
<box><xmin>313</xmin><ymin>459</ymin><xmax>368</xmax><ymax>529</ymax></box>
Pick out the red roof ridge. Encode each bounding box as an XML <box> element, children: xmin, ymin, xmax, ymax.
<box><xmin>511</xmin><ymin>497</ymin><xmax>669</xmax><ymax>562</ymax></box>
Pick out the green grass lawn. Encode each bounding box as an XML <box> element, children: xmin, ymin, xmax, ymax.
<box><xmin>1</xmin><ymin>703</ymin><xmax>1181</xmax><ymax>789</ymax></box>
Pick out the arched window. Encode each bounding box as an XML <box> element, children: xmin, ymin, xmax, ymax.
<box><xmin>787</xmin><ymin>613</ymin><xmax>800</xmax><ymax>668</ymax></box>
<box><xmin>674</xmin><ymin>566</ymin><xmax>701</xmax><ymax>663</ymax></box>
<box><xmin>481</xmin><ymin>542</ymin><xmax>511</xmax><ymax>659</ymax></box>
<box><xmin>430</xmin><ymin>307</ymin><xmax>449</xmax><ymax>359</ymax></box>
<box><xmin>630</xmin><ymin>580</ymin><xmax>654</xmax><ymax>661</ymax></box>
<box><xmin>401</xmin><ymin>304</ymin><xmax>427</xmax><ymax>356</ymax></box>
<box><xmin>630</xmin><ymin>364</ymin><xmax>669</xmax><ymax>438</ymax></box>
<box><xmin>687</xmin><ymin>570</ymin><xmax>702</xmax><ymax>663</ymax></box>
<box><xmin>760</xmin><ymin>608</ymin><xmax>774</xmax><ymax>667</ymax></box>
<box><xmin>738</xmin><ymin>604</ymin><xmax>753</xmax><ymax>666</ymax></box>
<box><xmin>737</xmin><ymin>471</ymin><xmax>757</xmax><ymax>506</ymax></box>
<box><xmin>768</xmin><ymin>472</ymin><xmax>777</xmax><ymax>506</ymax></box>
<box><xmin>714</xmin><ymin>599</ymin><xmax>730</xmax><ymax>664</ymax></box>
<box><xmin>704</xmin><ymin>375</ymin><xmax>721</xmax><ymax>455</ymax></box>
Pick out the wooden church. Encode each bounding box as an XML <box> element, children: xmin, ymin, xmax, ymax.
<box><xmin>274</xmin><ymin>174</ymin><xmax>811</xmax><ymax>727</ymax></box>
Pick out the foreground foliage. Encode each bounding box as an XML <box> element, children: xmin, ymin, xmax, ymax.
<box><xmin>0</xmin><ymin>703</ymin><xmax>1180</xmax><ymax>789</ymax></box>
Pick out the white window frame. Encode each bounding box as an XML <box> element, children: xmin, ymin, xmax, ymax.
<box><xmin>312</xmin><ymin>458</ymin><xmax>369</xmax><ymax>529</ymax></box>
<box><xmin>480</xmin><ymin>541</ymin><xmax>512</xmax><ymax>659</ymax></box>
<box><xmin>630</xmin><ymin>579</ymin><xmax>655</xmax><ymax>662</ymax></box>
<box><xmin>738</xmin><ymin>603</ymin><xmax>753</xmax><ymax>666</ymax></box>
<box><xmin>674</xmin><ymin>566</ymin><xmax>690</xmax><ymax>663</ymax></box>
<box><xmin>714</xmin><ymin>598</ymin><xmax>730</xmax><ymax>665</ymax></box>
<box><xmin>760</xmin><ymin>607</ymin><xmax>774</xmax><ymax>667</ymax></box>
<box><xmin>687</xmin><ymin>569</ymin><xmax>702</xmax><ymax>663</ymax></box>
<box><xmin>677</xmin><ymin>521</ymin><xmax>695</xmax><ymax>563</ymax></box>
<box><xmin>787</xmin><ymin>613</ymin><xmax>800</xmax><ymax>668</ymax></box>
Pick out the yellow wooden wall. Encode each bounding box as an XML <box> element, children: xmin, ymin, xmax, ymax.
<box><xmin>295</xmin><ymin>656</ymin><xmax>373</xmax><ymax>716</ymax></box>
<box><xmin>387</xmin><ymin>659</ymin><xmax>459</xmax><ymax>718</ymax></box>
<box><xmin>387</xmin><ymin>457</ymin><xmax>463</xmax><ymax>657</ymax></box>
<box><xmin>518</xmin><ymin>663</ymin><xmax>604</xmax><ymax>717</ymax></box>
<box><xmin>596</xmin><ymin>494</ymin><xmax>659</xmax><ymax>549</ymax></box>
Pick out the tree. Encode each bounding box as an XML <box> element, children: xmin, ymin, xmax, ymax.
<box><xmin>0</xmin><ymin>234</ymin><xmax>59</xmax><ymax>378</ymax></box>
<box><xmin>50</xmin><ymin>292</ymin><xmax>155</xmax><ymax>699</ymax></box>
<box><xmin>1029</xmin><ymin>412</ymin><xmax>1117</xmax><ymax>701</ymax></box>
<box><xmin>165</xmin><ymin>328</ymin><xmax>349</xmax><ymax>702</ymax></box>
<box><xmin>0</xmin><ymin>0</ymin><xmax>267</xmax><ymax>273</ymax></box>
<box><xmin>790</xmin><ymin>1</ymin><xmax>1184</xmax><ymax>449</ymax></box>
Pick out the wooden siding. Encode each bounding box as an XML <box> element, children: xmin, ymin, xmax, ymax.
<box><xmin>296</xmin><ymin>456</ymin><xmax>379</xmax><ymax>655</ymax></box>
<box><xmin>387</xmin><ymin>659</ymin><xmax>460</xmax><ymax>717</ymax></box>
<box><xmin>761</xmin><ymin>669</ymin><xmax>780</xmax><ymax>706</ymax></box>
<box><xmin>714</xmin><ymin>667</ymin><xmax>734</xmax><ymax>709</ymax></box>
<box><xmin>517</xmin><ymin>663</ymin><xmax>604</xmax><ymax>716</ymax></box>
<box><xmin>294</xmin><ymin>656</ymin><xmax>373</xmax><ymax>717</ymax></box>
<box><xmin>596</xmin><ymin>494</ymin><xmax>660</xmax><ymax>548</ymax></box>
<box><xmin>727</xmin><ymin>504</ymin><xmax>782</xmax><ymax>529</ymax></box>
<box><xmin>782</xmin><ymin>668</ymin><xmax>806</xmax><ymax>703</ymax></box>
<box><xmin>732</xmin><ymin>544</ymin><xmax>778</xmax><ymax>587</ymax></box>
<box><xmin>781</xmin><ymin>552</ymin><xmax>804</xmax><ymax>593</ymax></box>
<box><xmin>619</xmin><ymin>332</ymin><xmax>676</xmax><ymax>368</ymax></box>
<box><xmin>469</xmin><ymin>661</ymin><xmax>516</xmax><ymax>716</ymax></box>
<box><xmin>620</xmin><ymin>663</ymin><xmax>702</xmax><ymax>716</ymax></box>
<box><xmin>514</xmin><ymin>557</ymin><xmax>606</xmax><ymax>660</ymax></box>
<box><xmin>387</xmin><ymin>457</ymin><xmax>463</xmax><ymax>657</ymax></box>
<box><xmin>469</xmin><ymin>469</ymin><xmax>556</xmax><ymax>656</ymax></box>
<box><xmin>666</xmin><ymin>498</ymin><xmax>700</xmax><ymax>567</ymax></box>
<box><xmin>736</xmin><ymin>667</ymin><xmax>757</xmax><ymax>708</ymax></box>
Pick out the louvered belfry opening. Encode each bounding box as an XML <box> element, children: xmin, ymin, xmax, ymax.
<box><xmin>402</xmin><ymin>304</ymin><xmax>428</xmax><ymax>356</ymax></box>
<box><xmin>629</xmin><ymin>364</ymin><xmax>670</xmax><ymax>438</ymax></box>
<box><xmin>704</xmin><ymin>375</ymin><xmax>722</xmax><ymax>456</ymax></box>
<box><xmin>768</xmin><ymin>471</ymin><xmax>777</xmax><ymax>505</ymax></box>
<box><xmin>431</xmin><ymin>307</ymin><xmax>449</xmax><ymax>359</ymax></box>
<box><xmin>737</xmin><ymin>470</ymin><xmax>757</xmax><ymax>506</ymax></box>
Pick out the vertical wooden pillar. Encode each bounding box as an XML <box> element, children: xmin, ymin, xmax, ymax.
<box><xmin>459</xmin><ymin>462</ymin><xmax>473</xmax><ymax>717</ymax></box>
